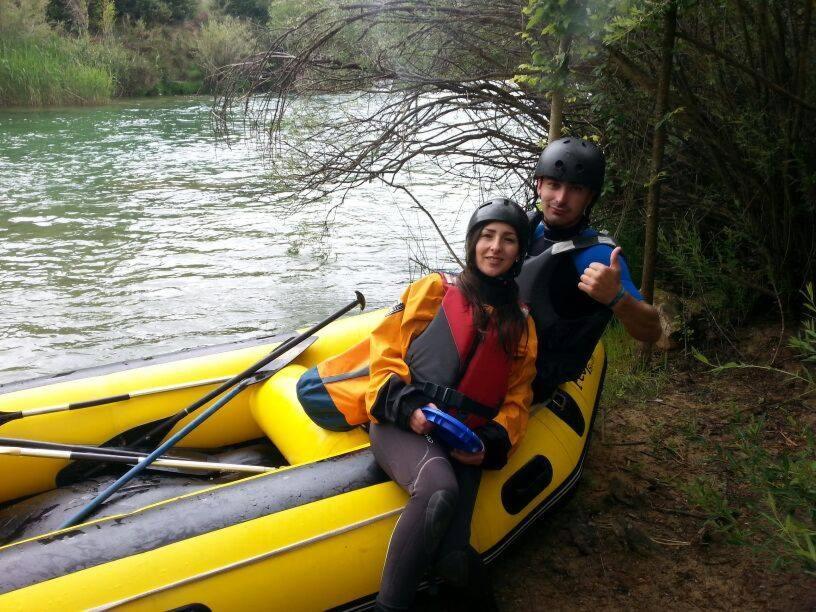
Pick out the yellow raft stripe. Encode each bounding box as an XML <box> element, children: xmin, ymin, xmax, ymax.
<box><xmin>91</xmin><ymin>507</ymin><xmax>405</xmax><ymax>611</ymax></box>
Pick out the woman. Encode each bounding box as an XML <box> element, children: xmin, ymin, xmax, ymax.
<box><xmin>366</xmin><ymin>198</ymin><xmax>538</xmax><ymax>611</ymax></box>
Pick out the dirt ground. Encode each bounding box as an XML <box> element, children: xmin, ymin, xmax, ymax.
<box><xmin>421</xmin><ymin>328</ymin><xmax>816</xmax><ymax>611</ymax></box>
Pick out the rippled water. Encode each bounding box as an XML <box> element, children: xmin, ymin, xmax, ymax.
<box><xmin>0</xmin><ymin>96</ymin><xmax>486</xmax><ymax>384</ymax></box>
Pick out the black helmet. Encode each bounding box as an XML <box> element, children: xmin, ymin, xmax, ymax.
<box><xmin>466</xmin><ymin>198</ymin><xmax>530</xmax><ymax>277</ymax></box>
<box><xmin>533</xmin><ymin>137</ymin><xmax>605</xmax><ymax>194</ymax></box>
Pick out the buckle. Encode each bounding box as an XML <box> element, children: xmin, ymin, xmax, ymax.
<box><xmin>550</xmin><ymin>391</ymin><xmax>567</xmax><ymax>411</ymax></box>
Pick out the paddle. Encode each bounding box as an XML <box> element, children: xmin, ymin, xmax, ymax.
<box><xmin>0</xmin><ymin>436</ymin><xmax>199</xmax><ymax>461</ymax></box>
<box><xmin>0</xmin><ymin>361</ymin><xmax>299</xmax><ymax>428</ymax></box>
<box><xmin>0</xmin><ymin>436</ymin><xmax>220</xmax><ymax>476</ymax></box>
<box><xmin>0</xmin><ymin>445</ymin><xmax>271</xmax><ymax>474</ymax></box>
<box><xmin>59</xmin><ymin>292</ymin><xmax>365</xmax><ymax>530</ymax></box>
<box><xmin>53</xmin><ymin>338</ymin><xmax>316</xmax><ymax>485</ymax></box>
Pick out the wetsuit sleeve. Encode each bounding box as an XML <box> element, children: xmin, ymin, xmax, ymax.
<box><xmin>476</xmin><ymin>317</ymin><xmax>538</xmax><ymax>470</ymax></box>
<box><xmin>366</xmin><ymin>274</ymin><xmax>445</xmax><ymax>429</ymax></box>
<box><xmin>573</xmin><ymin>245</ymin><xmax>643</xmax><ymax>300</ymax></box>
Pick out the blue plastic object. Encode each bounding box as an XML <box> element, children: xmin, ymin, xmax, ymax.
<box><xmin>421</xmin><ymin>406</ymin><xmax>484</xmax><ymax>453</ymax></box>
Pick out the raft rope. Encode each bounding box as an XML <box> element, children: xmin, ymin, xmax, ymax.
<box><xmin>89</xmin><ymin>507</ymin><xmax>404</xmax><ymax>611</ymax></box>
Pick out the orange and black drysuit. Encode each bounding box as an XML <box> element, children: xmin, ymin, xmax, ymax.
<box><xmin>366</xmin><ymin>272</ymin><xmax>537</xmax><ymax>469</ymax></box>
<box><xmin>367</xmin><ymin>272</ymin><xmax>536</xmax><ymax>611</ymax></box>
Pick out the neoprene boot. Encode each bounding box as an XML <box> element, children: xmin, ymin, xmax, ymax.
<box><xmin>435</xmin><ymin>547</ymin><xmax>498</xmax><ymax>612</ymax></box>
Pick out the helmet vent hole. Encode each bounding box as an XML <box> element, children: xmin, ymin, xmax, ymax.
<box><xmin>576</xmin><ymin>164</ymin><xmax>584</xmax><ymax>172</ymax></box>
<box><xmin>563</xmin><ymin>139</ymin><xmax>570</xmax><ymax>144</ymax></box>
<box><xmin>555</xmin><ymin>160</ymin><xmax>564</xmax><ymax>168</ymax></box>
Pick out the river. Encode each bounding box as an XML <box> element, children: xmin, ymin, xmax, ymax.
<box><xmin>0</xmin><ymin>95</ymin><xmax>496</xmax><ymax>385</ymax></box>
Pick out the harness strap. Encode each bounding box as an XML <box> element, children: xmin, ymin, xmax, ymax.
<box><xmin>418</xmin><ymin>382</ymin><xmax>497</xmax><ymax>420</ymax></box>
<box><xmin>550</xmin><ymin>233</ymin><xmax>617</xmax><ymax>255</ymax></box>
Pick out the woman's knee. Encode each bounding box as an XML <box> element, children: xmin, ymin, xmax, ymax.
<box><xmin>412</xmin><ymin>457</ymin><xmax>459</xmax><ymax>554</ymax></box>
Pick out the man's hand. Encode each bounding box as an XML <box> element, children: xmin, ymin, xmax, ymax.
<box><xmin>409</xmin><ymin>406</ymin><xmax>435</xmax><ymax>435</ymax></box>
<box><xmin>450</xmin><ymin>448</ymin><xmax>485</xmax><ymax>466</ymax></box>
<box><xmin>578</xmin><ymin>246</ymin><xmax>623</xmax><ymax>305</ymax></box>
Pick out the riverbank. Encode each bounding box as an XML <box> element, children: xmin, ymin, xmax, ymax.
<box><xmin>0</xmin><ymin>4</ymin><xmax>260</xmax><ymax>107</ymax></box>
<box><xmin>422</xmin><ymin>323</ymin><xmax>816</xmax><ymax>609</ymax></box>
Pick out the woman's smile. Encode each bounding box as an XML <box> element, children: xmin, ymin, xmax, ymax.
<box><xmin>475</xmin><ymin>222</ymin><xmax>519</xmax><ymax>277</ymax></box>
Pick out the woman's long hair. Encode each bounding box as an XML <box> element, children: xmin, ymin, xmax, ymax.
<box><xmin>457</xmin><ymin>232</ymin><xmax>528</xmax><ymax>356</ymax></box>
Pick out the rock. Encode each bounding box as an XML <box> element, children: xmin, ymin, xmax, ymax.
<box><xmin>621</xmin><ymin>520</ymin><xmax>656</xmax><ymax>554</ymax></box>
<box><xmin>652</xmin><ymin>287</ymin><xmax>707</xmax><ymax>351</ymax></box>
<box><xmin>608</xmin><ymin>474</ymin><xmax>644</xmax><ymax>508</ymax></box>
<box><xmin>567</xmin><ymin>512</ymin><xmax>598</xmax><ymax>555</ymax></box>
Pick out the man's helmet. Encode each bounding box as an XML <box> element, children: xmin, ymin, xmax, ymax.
<box><xmin>534</xmin><ymin>137</ymin><xmax>605</xmax><ymax>194</ymax></box>
<box><xmin>466</xmin><ymin>198</ymin><xmax>530</xmax><ymax>277</ymax></box>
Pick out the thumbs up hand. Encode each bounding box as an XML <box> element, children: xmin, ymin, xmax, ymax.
<box><xmin>578</xmin><ymin>246</ymin><xmax>625</xmax><ymax>306</ymax></box>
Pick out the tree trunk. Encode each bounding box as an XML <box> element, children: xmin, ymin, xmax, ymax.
<box><xmin>548</xmin><ymin>32</ymin><xmax>572</xmax><ymax>142</ymax></box>
<box><xmin>640</xmin><ymin>1</ymin><xmax>678</xmax><ymax>307</ymax></box>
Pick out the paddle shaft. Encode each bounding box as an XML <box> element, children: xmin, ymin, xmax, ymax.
<box><xmin>0</xmin><ymin>373</ymin><xmax>260</xmax><ymax>427</ymax></box>
<box><xmin>59</xmin><ymin>293</ymin><xmax>365</xmax><ymax>529</ymax></box>
<box><xmin>0</xmin><ymin>445</ymin><xmax>270</xmax><ymax>474</ymax></box>
<box><xmin>0</xmin><ymin>436</ymin><xmax>197</xmax><ymax>460</ymax></box>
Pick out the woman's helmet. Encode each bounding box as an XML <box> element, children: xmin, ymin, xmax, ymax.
<box><xmin>466</xmin><ymin>198</ymin><xmax>530</xmax><ymax>277</ymax></box>
<box><xmin>534</xmin><ymin>137</ymin><xmax>605</xmax><ymax>194</ymax></box>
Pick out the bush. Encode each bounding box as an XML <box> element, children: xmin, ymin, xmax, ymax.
<box><xmin>657</xmin><ymin>215</ymin><xmax>760</xmax><ymax>334</ymax></box>
<box><xmin>194</xmin><ymin>15</ymin><xmax>256</xmax><ymax>90</ymax></box>
<box><xmin>214</xmin><ymin>0</ymin><xmax>268</xmax><ymax>22</ymax></box>
<box><xmin>114</xmin><ymin>0</ymin><xmax>196</xmax><ymax>24</ymax></box>
<box><xmin>0</xmin><ymin>35</ymin><xmax>114</xmax><ymax>106</ymax></box>
<box><xmin>0</xmin><ymin>0</ymin><xmax>52</xmax><ymax>38</ymax></box>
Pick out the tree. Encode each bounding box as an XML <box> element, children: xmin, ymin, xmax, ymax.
<box><xmin>216</xmin><ymin>0</ymin><xmax>549</xmax><ymax>207</ymax></box>
<box><xmin>220</xmin><ymin>0</ymin><xmax>816</xmax><ymax>326</ymax></box>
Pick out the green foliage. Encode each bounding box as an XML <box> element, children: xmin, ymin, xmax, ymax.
<box><xmin>0</xmin><ymin>0</ymin><xmax>52</xmax><ymax>38</ymax></box>
<box><xmin>682</xmin><ymin>475</ymin><xmax>743</xmax><ymax>539</ymax></box>
<box><xmin>789</xmin><ymin>284</ymin><xmax>816</xmax><ymax>364</ymax></box>
<box><xmin>601</xmin><ymin>321</ymin><xmax>667</xmax><ymax>403</ymax></box>
<box><xmin>677</xmin><ymin>411</ymin><xmax>816</xmax><ymax>572</ymax></box>
<box><xmin>114</xmin><ymin>0</ymin><xmax>197</xmax><ymax>24</ymax></box>
<box><xmin>214</xmin><ymin>0</ymin><xmax>267</xmax><ymax>22</ymax></box>
<box><xmin>97</xmin><ymin>0</ymin><xmax>117</xmax><ymax>35</ymax></box>
<box><xmin>115</xmin><ymin>22</ymin><xmax>204</xmax><ymax>95</ymax></box>
<box><xmin>658</xmin><ymin>216</ymin><xmax>758</xmax><ymax>329</ymax></box>
<box><xmin>0</xmin><ymin>34</ymin><xmax>114</xmax><ymax>106</ymax></box>
<box><xmin>194</xmin><ymin>14</ymin><xmax>256</xmax><ymax>87</ymax></box>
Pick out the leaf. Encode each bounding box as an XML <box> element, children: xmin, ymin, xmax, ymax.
<box><xmin>692</xmin><ymin>348</ymin><xmax>710</xmax><ymax>365</ymax></box>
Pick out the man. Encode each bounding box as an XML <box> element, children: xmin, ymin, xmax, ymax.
<box><xmin>519</xmin><ymin>136</ymin><xmax>661</xmax><ymax>400</ymax></box>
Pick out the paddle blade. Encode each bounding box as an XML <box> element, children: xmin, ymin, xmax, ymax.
<box><xmin>0</xmin><ymin>412</ymin><xmax>23</xmax><ymax>427</ymax></box>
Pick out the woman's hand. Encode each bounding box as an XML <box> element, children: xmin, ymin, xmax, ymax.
<box><xmin>450</xmin><ymin>448</ymin><xmax>485</xmax><ymax>466</ymax></box>
<box><xmin>409</xmin><ymin>407</ymin><xmax>435</xmax><ymax>435</ymax></box>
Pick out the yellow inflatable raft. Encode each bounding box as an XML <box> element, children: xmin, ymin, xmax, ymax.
<box><xmin>0</xmin><ymin>306</ymin><xmax>606</xmax><ymax>611</ymax></box>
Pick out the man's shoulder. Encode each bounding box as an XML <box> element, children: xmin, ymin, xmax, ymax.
<box><xmin>571</xmin><ymin>227</ymin><xmax>616</xmax><ymax>264</ymax></box>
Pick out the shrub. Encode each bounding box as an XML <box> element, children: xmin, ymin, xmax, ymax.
<box><xmin>214</xmin><ymin>0</ymin><xmax>267</xmax><ymax>22</ymax></box>
<box><xmin>0</xmin><ymin>35</ymin><xmax>114</xmax><ymax>106</ymax></box>
<box><xmin>114</xmin><ymin>0</ymin><xmax>196</xmax><ymax>24</ymax></box>
<box><xmin>0</xmin><ymin>0</ymin><xmax>52</xmax><ymax>38</ymax></box>
<box><xmin>194</xmin><ymin>15</ymin><xmax>256</xmax><ymax>89</ymax></box>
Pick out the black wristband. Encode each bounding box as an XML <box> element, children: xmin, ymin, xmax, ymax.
<box><xmin>607</xmin><ymin>286</ymin><xmax>626</xmax><ymax>309</ymax></box>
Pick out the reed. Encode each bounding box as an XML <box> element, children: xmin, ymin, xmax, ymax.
<box><xmin>0</xmin><ymin>35</ymin><xmax>114</xmax><ymax>107</ymax></box>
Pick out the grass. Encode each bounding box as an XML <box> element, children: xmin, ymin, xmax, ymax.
<box><xmin>600</xmin><ymin>314</ymin><xmax>815</xmax><ymax>575</ymax></box>
<box><xmin>601</xmin><ymin>320</ymin><xmax>668</xmax><ymax>403</ymax></box>
<box><xmin>0</xmin><ymin>35</ymin><xmax>114</xmax><ymax>106</ymax></box>
<box><xmin>675</xmin><ymin>404</ymin><xmax>816</xmax><ymax>574</ymax></box>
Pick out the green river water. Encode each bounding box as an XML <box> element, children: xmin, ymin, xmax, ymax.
<box><xmin>0</xmin><ymin>96</ymin><xmax>484</xmax><ymax>385</ymax></box>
